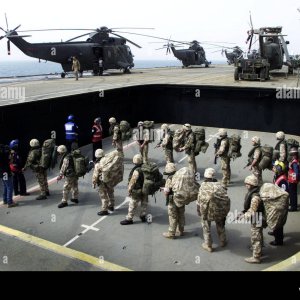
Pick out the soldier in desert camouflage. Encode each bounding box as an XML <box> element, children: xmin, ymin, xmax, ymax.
<box><xmin>109</xmin><ymin>117</ymin><xmax>123</xmax><ymax>153</ymax></box>
<box><xmin>247</xmin><ymin>136</ymin><xmax>263</xmax><ymax>186</ymax></box>
<box><xmin>240</xmin><ymin>175</ymin><xmax>265</xmax><ymax>264</ymax></box>
<box><xmin>162</xmin><ymin>163</ymin><xmax>185</xmax><ymax>239</ymax></box>
<box><xmin>92</xmin><ymin>149</ymin><xmax>115</xmax><ymax>216</ymax></box>
<box><xmin>197</xmin><ymin>168</ymin><xmax>229</xmax><ymax>252</ymax></box>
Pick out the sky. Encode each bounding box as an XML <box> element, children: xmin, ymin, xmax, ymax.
<box><xmin>1</xmin><ymin>0</ymin><xmax>300</xmax><ymax>62</ymax></box>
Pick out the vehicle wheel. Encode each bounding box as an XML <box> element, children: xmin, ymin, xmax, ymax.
<box><xmin>123</xmin><ymin>67</ymin><xmax>131</xmax><ymax>74</ymax></box>
<box><xmin>234</xmin><ymin>68</ymin><xmax>239</xmax><ymax>81</ymax></box>
<box><xmin>61</xmin><ymin>72</ymin><xmax>66</xmax><ymax>78</ymax></box>
<box><xmin>260</xmin><ymin>68</ymin><xmax>266</xmax><ymax>81</ymax></box>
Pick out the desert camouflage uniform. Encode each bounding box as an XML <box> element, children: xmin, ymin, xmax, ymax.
<box><xmin>112</xmin><ymin>124</ymin><xmax>123</xmax><ymax>154</ymax></box>
<box><xmin>165</xmin><ymin>176</ymin><xmax>185</xmax><ymax>236</ymax></box>
<box><xmin>217</xmin><ymin>138</ymin><xmax>231</xmax><ymax>186</ymax></box>
<box><xmin>161</xmin><ymin>131</ymin><xmax>174</xmax><ymax>163</ymax></box>
<box><xmin>60</xmin><ymin>155</ymin><xmax>78</xmax><ymax>203</ymax></box>
<box><xmin>72</xmin><ymin>58</ymin><xmax>81</xmax><ymax>80</ymax></box>
<box><xmin>183</xmin><ymin>131</ymin><xmax>197</xmax><ymax>174</ymax></box>
<box><xmin>24</xmin><ymin>148</ymin><xmax>49</xmax><ymax>196</ymax></box>
<box><xmin>244</xmin><ymin>190</ymin><xmax>263</xmax><ymax>260</ymax></box>
<box><xmin>138</xmin><ymin>128</ymin><xmax>150</xmax><ymax>164</ymax></box>
<box><xmin>126</xmin><ymin>168</ymin><xmax>148</xmax><ymax>220</ymax></box>
<box><xmin>249</xmin><ymin>146</ymin><xmax>263</xmax><ymax>186</ymax></box>
<box><xmin>197</xmin><ymin>181</ymin><xmax>227</xmax><ymax>247</ymax></box>
<box><xmin>92</xmin><ymin>159</ymin><xmax>115</xmax><ymax>212</ymax></box>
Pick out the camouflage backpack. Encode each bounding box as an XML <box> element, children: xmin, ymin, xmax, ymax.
<box><xmin>143</xmin><ymin>121</ymin><xmax>155</xmax><ymax>143</ymax></box>
<box><xmin>259</xmin><ymin>183</ymin><xmax>289</xmax><ymax>230</ymax></box>
<box><xmin>227</xmin><ymin>134</ymin><xmax>242</xmax><ymax>160</ymax></box>
<box><xmin>99</xmin><ymin>150</ymin><xmax>124</xmax><ymax>187</ymax></box>
<box><xmin>141</xmin><ymin>162</ymin><xmax>165</xmax><ymax>196</ymax></box>
<box><xmin>197</xmin><ymin>182</ymin><xmax>231</xmax><ymax>221</ymax></box>
<box><xmin>72</xmin><ymin>149</ymin><xmax>89</xmax><ymax>177</ymax></box>
<box><xmin>40</xmin><ymin>139</ymin><xmax>57</xmax><ymax>169</ymax></box>
<box><xmin>259</xmin><ymin>145</ymin><xmax>274</xmax><ymax>170</ymax></box>
<box><xmin>173</xmin><ymin>128</ymin><xmax>185</xmax><ymax>152</ymax></box>
<box><xmin>193</xmin><ymin>127</ymin><xmax>209</xmax><ymax>156</ymax></box>
<box><xmin>171</xmin><ymin>167</ymin><xmax>200</xmax><ymax>207</ymax></box>
<box><xmin>120</xmin><ymin>120</ymin><xmax>133</xmax><ymax>141</ymax></box>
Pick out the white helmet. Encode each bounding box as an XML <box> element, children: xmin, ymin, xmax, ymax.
<box><xmin>161</xmin><ymin>123</ymin><xmax>169</xmax><ymax>131</ymax></box>
<box><xmin>218</xmin><ymin>128</ymin><xmax>227</xmax><ymax>137</ymax></box>
<box><xmin>138</xmin><ymin>121</ymin><xmax>144</xmax><ymax>127</ymax></box>
<box><xmin>30</xmin><ymin>139</ymin><xmax>40</xmax><ymax>147</ymax></box>
<box><xmin>57</xmin><ymin>145</ymin><xmax>67</xmax><ymax>154</ymax></box>
<box><xmin>165</xmin><ymin>163</ymin><xmax>176</xmax><ymax>174</ymax></box>
<box><xmin>183</xmin><ymin>123</ymin><xmax>191</xmax><ymax>131</ymax></box>
<box><xmin>109</xmin><ymin>117</ymin><xmax>116</xmax><ymax>124</ymax></box>
<box><xmin>95</xmin><ymin>149</ymin><xmax>105</xmax><ymax>159</ymax></box>
<box><xmin>204</xmin><ymin>168</ymin><xmax>216</xmax><ymax>179</ymax></box>
<box><xmin>244</xmin><ymin>175</ymin><xmax>258</xmax><ymax>187</ymax></box>
<box><xmin>133</xmin><ymin>154</ymin><xmax>143</xmax><ymax>165</ymax></box>
<box><xmin>276</xmin><ymin>131</ymin><xmax>285</xmax><ymax>140</ymax></box>
<box><xmin>251</xmin><ymin>136</ymin><xmax>261</xmax><ymax>145</ymax></box>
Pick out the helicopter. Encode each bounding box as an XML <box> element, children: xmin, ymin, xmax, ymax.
<box><xmin>222</xmin><ymin>46</ymin><xmax>244</xmax><ymax>65</ymax></box>
<box><xmin>0</xmin><ymin>16</ymin><xmax>153</xmax><ymax>77</ymax></box>
<box><xmin>155</xmin><ymin>39</ymin><xmax>211</xmax><ymax>68</ymax></box>
<box><xmin>234</xmin><ymin>14</ymin><xmax>292</xmax><ymax>80</ymax></box>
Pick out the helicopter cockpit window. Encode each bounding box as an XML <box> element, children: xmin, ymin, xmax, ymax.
<box><xmin>126</xmin><ymin>46</ymin><xmax>132</xmax><ymax>56</ymax></box>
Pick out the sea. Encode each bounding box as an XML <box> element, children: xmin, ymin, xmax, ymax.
<box><xmin>0</xmin><ymin>60</ymin><xmax>226</xmax><ymax>78</ymax></box>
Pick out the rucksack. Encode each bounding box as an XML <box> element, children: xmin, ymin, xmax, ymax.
<box><xmin>287</xmin><ymin>138</ymin><xmax>299</xmax><ymax>162</ymax></box>
<box><xmin>99</xmin><ymin>150</ymin><xmax>124</xmax><ymax>187</ymax></box>
<box><xmin>193</xmin><ymin>127</ymin><xmax>209</xmax><ymax>156</ymax></box>
<box><xmin>40</xmin><ymin>139</ymin><xmax>57</xmax><ymax>169</ymax></box>
<box><xmin>259</xmin><ymin>183</ymin><xmax>289</xmax><ymax>230</ymax></box>
<box><xmin>227</xmin><ymin>134</ymin><xmax>242</xmax><ymax>160</ymax></box>
<box><xmin>72</xmin><ymin>149</ymin><xmax>89</xmax><ymax>177</ymax></box>
<box><xmin>173</xmin><ymin>128</ymin><xmax>185</xmax><ymax>152</ymax></box>
<box><xmin>143</xmin><ymin>121</ymin><xmax>155</xmax><ymax>143</ymax></box>
<box><xmin>198</xmin><ymin>182</ymin><xmax>231</xmax><ymax>221</ymax></box>
<box><xmin>171</xmin><ymin>167</ymin><xmax>200</xmax><ymax>207</ymax></box>
<box><xmin>259</xmin><ymin>145</ymin><xmax>274</xmax><ymax>170</ymax></box>
<box><xmin>120</xmin><ymin>120</ymin><xmax>132</xmax><ymax>141</ymax></box>
<box><xmin>141</xmin><ymin>162</ymin><xmax>165</xmax><ymax>196</ymax></box>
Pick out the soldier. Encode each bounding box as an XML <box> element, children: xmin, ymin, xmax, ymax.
<box><xmin>23</xmin><ymin>139</ymin><xmax>49</xmax><ymax>200</ymax></box>
<box><xmin>91</xmin><ymin>117</ymin><xmax>103</xmax><ymax>161</ymax></box>
<box><xmin>215</xmin><ymin>128</ymin><xmax>231</xmax><ymax>186</ymax></box>
<box><xmin>120</xmin><ymin>154</ymin><xmax>148</xmax><ymax>225</ymax></box>
<box><xmin>72</xmin><ymin>56</ymin><xmax>81</xmax><ymax>80</ymax></box>
<box><xmin>275</xmin><ymin>131</ymin><xmax>287</xmax><ymax>167</ymax></box>
<box><xmin>269</xmin><ymin>160</ymin><xmax>288</xmax><ymax>245</ymax></box>
<box><xmin>247</xmin><ymin>136</ymin><xmax>263</xmax><ymax>186</ymax></box>
<box><xmin>65</xmin><ymin>114</ymin><xmax>79</xmax><ymax>153</ymax></box>
<box><xmin>9</xmin><ymin>139</ymin><xmax>30</xmax><ymax>196</ymax></box>
<box><xmin>92</xmin><ymin>149</ymin><xmax>115</xmax><ymax>215</ymax></box>
<box><xmin>162</xmin><ymin>163</ymin><xmax>184</xmax><ymax>239</ymax></box>
<box><xmin>241</xmin><ymin>175</ymin><xmax>265</xmax><ymax>264</ymax></box>
<box><xmin>109</xmin><ymin>117</ymin><xmax>123</xmax><ymax>152</ymax></box>
<box><xmin>56</xmin><ymin>145</ymin><xmax>79</xmax><ymax>208</ymax></box>
<box><xmin>288</xmin><ymin>147</ymin><xmax>299</xmax><ymax>212</ymax></box>
<box><xmin>156</xmin><ymin>124</ymin><xmax>174</xmax><ymax>164</ymax></box>
<box><xmin>179</xmin><ymin>124</ymin><xmax>197</xmax><ymax>174</ymax></box>
<box><xmin>197</xmin><ymin>168</ymin><xmax>228</xmax><ymax>252</ymax></box>
<box><xmin>136</xmin><ymin>121</ymin><xmax>150</xmax><ymax>164</ymax></box>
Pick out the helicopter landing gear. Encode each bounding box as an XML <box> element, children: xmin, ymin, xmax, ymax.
<box><xmin>205</xmin><ymin>64</ymin><xmax>209</xmax><ymax>68</ymax></box>
<box><xmin>123</xmin><ymin>67</ymin><xmax>131</xmax><ymax>74</ymax></box>
<box><xmin>61</xmin><ymin>72</ymin><xmax>66</xmax><ymax>78</ymax></box>
<box><xmin>234</xmin><ymin>67</ymin><xmax>240</xmax><ymax>81</ymax></box>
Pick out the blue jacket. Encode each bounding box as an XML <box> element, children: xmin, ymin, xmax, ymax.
<box><xmin>65</xmin><ymin>122</ymin><xmax>79</xmax><ymax>141</ymax></box>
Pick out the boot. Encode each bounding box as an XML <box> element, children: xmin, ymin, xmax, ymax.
<box><xmin>245</xmin><ymin>257</ymin><xmax>261</xmax><ymax>264</ymax></box>
<box><xmin>163</xmin><ymin>232</ymin><xmax>175</xmax><ymax>239</ymax></box>
<box><xmin>36</xmin><ymin>195</ymin><xmax>47</xmax><ymax>200</ymax></box>
<box><xmin>108</xmin><ymin>205</ymin><xmax>114</xmax><ymax>212</ymax></box>
<box><xmin>120</xmin><ymin>219</ymin><xmax>133</xmax><ymax>225</ymax></box>
<box><xmin>220</xmin><ymin>240</ymin><xmax>227</xmax><ymax>247</ymax></box>
<box><xmin>140</xmin><ymin>215</ymin><xmax>147</xmax><ymax>223</ymax></box>
<box><xmin>97</xmin><ymin>211</ymin><xmax>109</xmax><ymax>216</ymax></box>
<box><xmin>71</xmin><ymin>199</ymin><xmax>79</xmax><ymax>204</ymax></box>
<box><xmin>58</xmin><ymin>202</ymin><xmax>68</xmax><ymax>208</ymax></box>
<box><xmin>202</xmin><ymin>243</ymin><xmax>213</xmax><ymax>252</ymax></box>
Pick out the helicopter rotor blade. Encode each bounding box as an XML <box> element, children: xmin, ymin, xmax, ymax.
<box><xmin>8</xmin><ymin>35</ymin><xmax>32</xmax><ymax>38</ymax></box>
<box><xmin>5</xmin><ymin>13</ymin><xmax>8</xmax><ymax>31</ymax></box>
<box><xmin>7</xmin><ymin>40</ymin><xmax>10</xmax><ymax>55</ymax></box>
<box><xmin>12</xmin><ymin>25</ymin><xmax>21</xmax><ymax>32</ymax></box>
<box><xmin>249</xmin><ymin>11</ymin><xmax>254</xmax><ymax>30</ymax></box>
<box><xmin>111</xmin><ymin>27</ymin><xmax>155</xmax><ymax>30</ymax></box>
<box><xmin>66</xmin><ymin>32</ymin><xmax>94</xmax><ymax>42</ymax></box>
<box><xmin>18</xmin><ymin>28</ymin><xmax>95</xmax><ymax>32</ymax></box>
<box><xmin>201</xmin><ymin>41</ymin><xmax>235</xmax><ymax>45</ymax></box>
<box><xmin>111</xmin><ymin>32</ymin><xmax>142</xmax><ymax>48</ymax></box>
<box><xmin>0</xmin><ymin>27</ymin><xmax>6</xmax><ymax>33</ymax></box>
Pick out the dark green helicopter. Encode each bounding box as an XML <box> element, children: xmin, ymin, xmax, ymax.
<box><xmin>0</xmin><ymin>15</ymin><xmax>152</xmax><ymax>77</ymax></box>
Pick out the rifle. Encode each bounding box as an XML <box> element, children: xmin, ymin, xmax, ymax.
<box><xmin>243</xmin><ymin>159</ymin><xmax>252</xmax><ymax>169</ymax></box>
<box><xmin>155</xmin><ymin>139</ymin><xmax>163</xmax><ymax>149</ymax></box>
<box><xmin>214</xmin><ymin>143</ymin><xmax>218</xmax><ymax>165</ymax></box>
<box><xmin>233</xmin><ymin>212</ymin><xmax>244</xmax><ymax>222</ymax></box>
